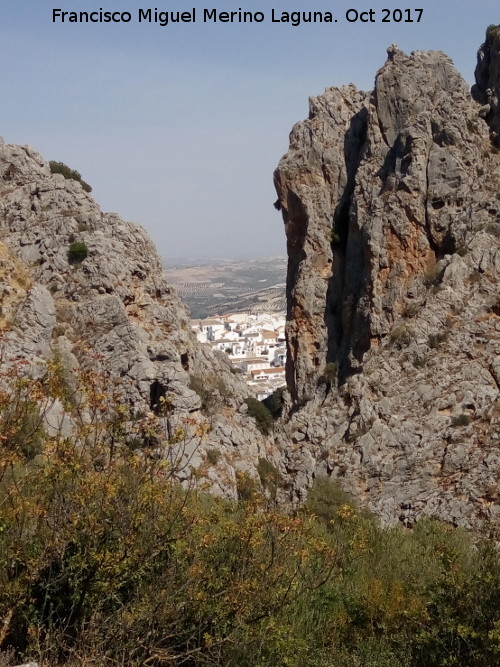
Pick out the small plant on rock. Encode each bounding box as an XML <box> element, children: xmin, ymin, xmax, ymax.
<box><xmin>451</xmin><ymin>413</ymin><xmax>471</xmax><ymax>427</ymax></box>
<box><xmin>50</xmin><ymin>160</ymin><xmax>92</xmax><ymax>192</ymax></box>
<box><xmin>390</xmin><ymin>324</ymin><xmax>412</xmax><ymax>349</ymax></box>
<box><xmin>262</xmin><ymin>386</ymin><xmax>285</xmax><ymax>419</ymax></box>
<box><xmin>206</xmin><ymin>448</ymin><xmax>221</xmax><ymax>465</ymax></box>
<box><xmin>245</xmin><ymin>397</ymin><xmax>273</xmax><ymax>434</ymax></box>
<box><xmin>257</xmin><ymin>457</ymin><xmax>281</xmax><ymax>499</ymax></box>
<box><xmin>68</xmin><ymin>241</ymin><xmax>89</xmax><ymax>264</ymax></box>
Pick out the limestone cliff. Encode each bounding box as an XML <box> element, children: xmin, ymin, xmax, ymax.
<box><xmin>4</xmin><ymin>27</ymin><xmax>500</xmax><ymax>533</ymax></box>
<box><xmin>274</xmin><ymin>32</ymin><xmax>500</xmax><ymax>533</ymax></box>
<box><xmin>0</xmin><ymin>140</ymin><xmax>269</xmax><ymax>497</ymax></box>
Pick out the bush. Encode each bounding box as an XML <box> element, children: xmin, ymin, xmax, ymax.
<box><xmin>1</xmin><ymin>356</ymin><xmax>500</xmax><ymax>666</ymax></box>
<box><xmin>389</xmin><ymin>324</ymin><xmax>412</xmax><ymax>349</ymax></box>
<box><xmin>319</xmin><ymin>361</ymin><xmax>338</xmax><ymax>386</ymax></box>
<box><xmin>422</xmin><ymin>265</ymin><xmax>442</xmax><ymax>288</ymax></box>
<box><xmin>206</xmin><ymin>447</ymin><xmax>221</xmax><ymax>465</ymax></box>
<box><xmin>235</xmin><ymin>470</ymin><xmax>260</xmax><ymax>502</ymax></box>
<box><xmin>451</xmin><ymin>413</ymin><xmax>471</xmax><ymax>427</ymax></box>
<box><xmin>428</xmin><ymin>331</ymin><xmax>447</xmax><ymax>349</ymax></box>
<box><xmin>486</xmin><ymin>24</ymin><xmax>500</xmax><ymax>42</ymax></box>
<box><xmin>262</xmin><ymin>386</ymin><xmax>285</xmax><ymax>419</ymax></box>
<box><xmin>305</xmin><ymin>476</ymin><xmax>360</xmax><ymax>524</ymax></box>
<box><xmin>49</xmin><ymin>160</ymin><xmax>92</xmax><ymax>192</ymax></box>
<box><xmin>67</xmin><ymin>240</ymin><xmax>89</xmax><ymax>264</ymax></box>
<box><xmin>189</xmin><ymin>371</ymin><xmax>232</xmax><ymax>414</ymax></box>
<box><xmin>245</xmin><ymin>396</ymin><xmax>273</xmax><ymax>434</ymax></box>
<box><xmin>402</xmin><ymin>302</ymin><xmax>421</xmax><ymax>319</ymax></box>
<box><xmin>257</xmin><ymin>457</ymin><xmax>281</xmax><ymax>498</ymax></box>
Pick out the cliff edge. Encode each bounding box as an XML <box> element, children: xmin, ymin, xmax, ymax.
<box><xmin>0</xmin><ymin>141</ymin><xmax>270</xmax><ymax>497</ymax></box>
<box><xmin>274</xmin><ymin>31</ymin><xmax>500</xmax><ymax>532</ymax></box>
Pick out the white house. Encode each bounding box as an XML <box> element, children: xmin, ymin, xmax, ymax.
<box><xmin>261</xmin><ymin>329</ymin><xmax>278</xmax><ymax>345</ymax></box>
<box><xmin>199</xmin><ymin>318</ymin><xmax>226</xmax><ymax>341</ymax></box>
<box><xmin>250</xmin><ymin>366</ymin><xmax>285</xmax><ymax>382</ymax></box>
<box><xmin>240</xmin><ymin>357</ymin><xmax>270</xmax><ymax>373</ymax></box>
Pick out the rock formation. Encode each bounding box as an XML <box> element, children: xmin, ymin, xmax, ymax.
<box><xmin>472</xmin><ymin>24</ymin><xmax>500</xmax><ymax>146</ymax></box>
<box><xmin>0</xmin><ymin>142</ymin><xmax>270</xmax><ymax>498</ymax></box>
<box><xmin>274</xmin><ymin>30</ymin><xmax>500</xmax><ymax>533</ymax></box>
<box><xmin>3</xmin><ymin>27</ymin><xmax>500</xmax><ymax>534</ymax></box>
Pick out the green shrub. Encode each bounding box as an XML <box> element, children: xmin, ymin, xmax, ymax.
<box><xmin>330</xmin><ymin>229</ymin><xmax>341</xmax><ymax>245</ymax></box>
<box><xmin>235</xmin><ymin>470</ymin><xmax>260</xmax><ymax>501</ymax></box>
<box><xmin>245</xmin><ymin>396</ymin><xmax>273</xmax><ymax>434</ymax></box>
<box><xmin>322</xmin><ymin>361</ymin><xmax>338</xmax><ymax>384</ymax></box>
<box><xmin>1</xmin><ymin>355</ymin><xmax>500</xmax><ymax>667</ymax></box>
<box><xmin>390</xmin><ymin>324</ymin><xmax>412</xmax><ymax>349</ymax></box>
<box><xmin>49</xmin><ymin>160</ymin><xmax>92</xmax><ymax>192</ymax></box>
<box><xmin>451</xmin><ymin>413</ymin><xmax>471</xmax><ymax>427</ymax></box>
<box><xmin>67</xmin><ymin>240</ymin><xmax>89</xmax><ymax>264</ymax></box>
<box><xmin>262</xmin><ymin>386</ymin><xmax>285</xmax><ymax>419</ymax></box>
<box><xmin>189</xmin><ymin>371</ymin><xmax>232</xmax><ymax>414</ymax></box>
<box><xmin>257</xmin><ymin>457</ymin><xmax>281</xmax><ymax>498</ymax></box>
<box><xmin>330</xmin><ymin>201</ymin><xmax>350</xmax><ymax>247</ymax></box>
<box><xmin>305</xmin><ymin>476</ymin><xmax>359</xmax><ymax>524</ymax></box>
<box><xmin>206</xmin><ymin>448</ymin><xmax>221</xmax><ymax>465</ymax></box>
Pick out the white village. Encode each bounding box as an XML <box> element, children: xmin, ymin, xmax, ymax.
<box><xmin>191</xmin><ymin>312</ymin><xmax>286</xmax><ymax>400</ymax></box>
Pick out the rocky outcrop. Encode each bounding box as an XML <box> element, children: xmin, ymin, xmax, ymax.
<box><xmin>4</xmin><ymin>27</ymin><xmax>500</xmax><ymax>534</ymax></box>
<box><xmin>274</xmin><ymin>32</ymin><xmax>500</xmax><ymax>533</ymax></box>
<box><xmin>472</xmin><ymin>25</ymin><xmax>500</xmax><ymax>146</ymax></box>
<box><xmin>0</xmin><ymin>142</ymin><xmax>271</xmax><ymax>497</ymax></box>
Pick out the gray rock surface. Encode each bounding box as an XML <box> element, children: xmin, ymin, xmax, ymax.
<box><xmin>274</xmin><ymin>33</ymin><xmax>500</xmax><ymax>533</ymax></box>
<box><xmin>4</xmin><ymin>28</ymin><xmax>500</xmax><ymax>534</ymax></box>
<box><xmin>0</xmin><ymin>142</ymin><xmax>271</xmax><ymax>497</ymax></box>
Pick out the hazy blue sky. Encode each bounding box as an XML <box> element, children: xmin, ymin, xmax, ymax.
<box><xmin>1</xmin><ymin>1</ymin><xmax>498</xmax><ymax>259</ymax></box>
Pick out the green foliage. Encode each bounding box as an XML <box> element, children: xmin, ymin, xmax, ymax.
<box><xmin>451</xmin><ymin>413</ymin><xmax>471</xmax><ymax>427</ymax></box>
<box><xmin>245</xmin><ymin>396</ymin><xmax>273</xmax><ymax>434</ymax></box>
<box><xmin>486</xmin><ymin>24</ymin><xmax>500</xmax><ymax>42</ymax></box>
<box><xmin>389</xmin><ymin>324</ymin><xmax>412</xmax><ymax>349</ymax></box>
<box><xmin>235</xmin><ymin>470</ymin><xmax>260</xmax><ymax>502</ymax></box>
<box><xmin>49</xmin><ymin>160</ymin><xmax>92</xmax><ymax>192</ymax></box>
<box><xmin>262</xmin><ymin>386</ymin><xmax>285</xmax><ymax>419</ymax></box>
<box><xmin>206</xmin><ymin>447</ymin><xmax>221</xmax><ymax>465</ymax></box>
<box><xmin>330</xmin><ymin>201</ymin><xmax>350</xmax><ymax>247</ymax></box>
<box><xmin>305</xmin><ymin>476</ymin><xmax>359</xmax><ymax>523</ymax></box>
<box><xmin>0</xmin><ymin>368</ymin><xmax>45</xmax><ymax>460</ymax></box>
<box><xmin>256</xmin><ymin>457</ymin><xmax>281</xmax><ymax>499</ymax></box>
<box><xmin>330</xmin><ymin>229</ymin><xmax>341</xmax><ymax>245</ymax></box>
<box><xmin>319</xmin><ymin>361</ymin><xmax>338</xmax><ymax>387</ymax></box>
<box><xmin>1</xmin><ymin>360</ymin><xmax>500</xmax><ymax>666</ymax></box>
<box><xmin>67</xmin><ymin>241</ymin><xmax>88</xmax><ymax>264</ymax></box>
<box><xmin>189</xmin><ymin>371</ymin><xmax>232</xmax><ymax>414</ymax></box>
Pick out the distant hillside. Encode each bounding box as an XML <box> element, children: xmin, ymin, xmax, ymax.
<box><xmin>163</xmin><ymin>257</ymin><xmax>286</xmax><ymax>318</ymax></box>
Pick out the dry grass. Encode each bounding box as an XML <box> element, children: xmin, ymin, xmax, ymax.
<box><xmin>0</xmin><ymin>242</ymin><xmax>32</xmax><ymax>328</ymax></box>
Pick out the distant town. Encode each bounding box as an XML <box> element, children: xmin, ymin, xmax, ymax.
<box><xmin>191</xmin><ymin>312</ymin><xmax>286</xmax><ymax>400</ymax></box>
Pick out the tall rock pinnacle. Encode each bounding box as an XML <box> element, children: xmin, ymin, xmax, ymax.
<box><xmin>274</xmin><ymin>29</ymin><xmax>500</xmax><ymax>531</ymax></box>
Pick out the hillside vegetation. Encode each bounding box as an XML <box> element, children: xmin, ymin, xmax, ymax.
<box><xmin>0</xmin><ymin>357</ymin><xmax>499</xmax><ymax>666</ymax></box>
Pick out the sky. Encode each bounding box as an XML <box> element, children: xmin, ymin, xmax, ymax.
<box><xmin>1</xmin><ymin>1</ymin><xmax>499</xmax><ymax>260</ymax></box>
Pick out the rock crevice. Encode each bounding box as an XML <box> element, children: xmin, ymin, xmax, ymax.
<box><xmin>274</xmin><ymin>31</ymin><xmax>500</xmax><ymax>531</ymax></box>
